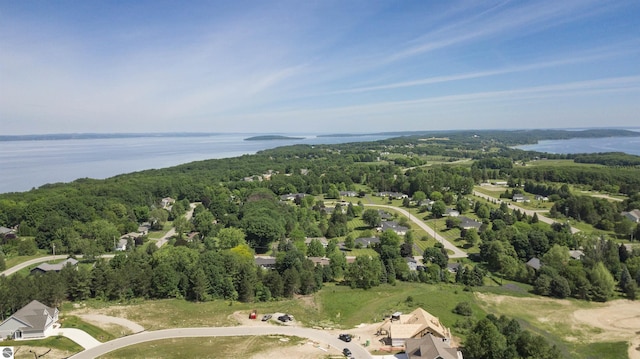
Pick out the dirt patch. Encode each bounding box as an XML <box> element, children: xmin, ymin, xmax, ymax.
<box><xmin>13</xmin><ymin>346</ymin><xmax>75</xmax><ymax>359</ymax></box>
<box><xmin>79</xmin><ymin>314</ymin><xmax>145</xmax><ymax>334</ymax></box>
<box><xmin>477</xmin><ymin>293</ymin><xmax>640</xmax><ymax>359</ymax></box>
<box><xmin>250</xmin><ymin>339</ymin><xmax>340</xmax><ymax>359</ymax></box>
<box><xmin>573</xmin><ymin>300</ymin><xmax>640</xmax><ymax>359</ymax></box>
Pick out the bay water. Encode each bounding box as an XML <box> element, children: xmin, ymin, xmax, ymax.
<box><xmin>0</xmin><ymin>133</ymin><xmax>390</xmax><ymax>194</ymax></box>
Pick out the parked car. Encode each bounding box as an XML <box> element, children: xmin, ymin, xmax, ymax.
<box><xmin>261</xmin><ymin>314</ymin><xmax>272</xmax><ymax>321</ymax></box>
<box><xmin>338</xmin><ymin>334</ymin><xmax>352</xmax><ymax>342</ymax></box>
<box><xmin>342</xmin><ymin>348</ymin><xmax>352</xmax><ymax>357</ymax></box>
<box><xmin>249</xmin><ymin>309</ymin><xmax>257</xmax><ymax>319</ymax></box>
<box><xmin>277</xmin><ymin>314</ymin><xmax>292</xmax><ymax>322</ymax></box>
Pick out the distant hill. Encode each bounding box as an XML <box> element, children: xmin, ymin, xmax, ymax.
<box><xmin>244</xmin><ymin>135</ymin><xmax>304</xmax><ymax>141</ymax></box>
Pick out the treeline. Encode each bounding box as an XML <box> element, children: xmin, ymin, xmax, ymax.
<box><xmin>509</xmin><ymin>165</ymin><xmax>640</xmax><ymax>195</ymax></box>
<box><xmin>573</xmin><ymin>152</ymin><xmax>640</xmax><ymax>167</ymax></box>
<box><xmin>0</xmin><ymin>237</ymin><xmax>344</xmax><ymax>319</ymax></box>
<box><xmin>464</xmin><ymin>314</ymin><xmax>562</xmax><ymax>359</ymax></box>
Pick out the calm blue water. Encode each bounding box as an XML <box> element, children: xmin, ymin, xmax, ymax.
<box><xmin>515</xmin><ymin>136</ymin><xmax>640</xmax><ymax>156</ymax></box>
<box><xmin>0</xmin><ymin>134</ymin><xmax>391</xmax><ymax>194</ymax></box>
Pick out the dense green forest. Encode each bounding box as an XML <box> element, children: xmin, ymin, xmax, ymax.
<box><xmin>1</xmin><ymin>129</ymin><xmax>640</xmax><ymax>358</ymax></box>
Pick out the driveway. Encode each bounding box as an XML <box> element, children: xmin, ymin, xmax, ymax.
<box><xmin>51</xmin><ymin>327</ymin><xmax>102</xmax><ymax>349</ymax></box>
<box><xmin>69</xmin><ymin>326</ymin><xmax>373</xmax><ymax>359</ymax></box>
<box><xmin>364</xmin><ymin>204</ymin><xmax>468</xmax><ymax>258</ymax></box>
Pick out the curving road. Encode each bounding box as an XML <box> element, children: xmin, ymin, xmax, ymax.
<box><xmin>1</xmin><ymin>254</ymin><xmax>116</xmax><ymax>277</ymax></box>
<box><xmin>1</xmin><ymin>255</ymin><xmax>69</xmax><ymax>277</ymax></box>
<box><xmin>364</xmin><ymin>204</ymin><xmax>468</xmax><ymax>258</ymax></box>
<box><xmin>69</xmin><ymin>326</ymin><xmax>372</xmax><ymax>359</ymax></box>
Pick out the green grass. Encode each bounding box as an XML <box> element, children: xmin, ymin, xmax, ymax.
<box><xmin>317</xmin><ymin>282</ymin><xmax>482</xmax><ymax>331</ymax></box>
<box><xmin>99</xmin><ymin>336</ymin><xmax>306</xmax><ymax>359</ymax></box>
<box><xmin>574</xmin><ymin>341</ymin><xmax>629</xmax><ymax>359</ymax></box>
<box><xmin>61</xmin><ymin>315</ymin><xmax>117</xmax><ymax>342</ymax></box>
<box><xmin>3</xmin><ymin>335</ymin><xmax>83</xmax><ymax>353</ymax></box>
<box><xmin>4</xmin><ymin>253</ymin><xmax>49</xmax><ymax>269</ymax></box>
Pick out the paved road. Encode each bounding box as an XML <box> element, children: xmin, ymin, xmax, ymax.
<box><xmin>364</xmin><ymin>204</ymin><xmax>468</xmax><ymax>258</ymax></box>
<box><xmin>69</xmin><ymin>326</ymin><xmax>372</xmax><ymax>359</ymax></box>
<box><xmin>1</xmin><ymin>254</ymin><xmax>115</xmax><ymax>277</ymax></box>
<box><xmin>153</xmin><ymin>202</ymin><xmax>198</xmax><ymax>248</ymax></box>
<box><xmin>472</xmin><ymin>190</ymin><xmax>580</xmax><ymax>234</ymax></box>
<box><xmin>1</xmin><ymin>255</ymin><xmax>69</xmax><ymax>277</ymax></box>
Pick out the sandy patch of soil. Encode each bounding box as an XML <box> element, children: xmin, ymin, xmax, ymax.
<box><xmin>251</xmin><ymin>339</ymin><xmax>341</xmax><ymax>359</ymax></box>
<box><xmin>573</xmin><ymin>300</ymin><xmax>640</xmax><ymax>359</ymax></box>
<box><xmin>79</xmin><ymin>314</ymin><xmax>145</xmax><ymax>334</ymax></box>
<box><xmin>13</xmin><ymin>346</ymin><xmax>75</xmax><ymax>359</ymax></box>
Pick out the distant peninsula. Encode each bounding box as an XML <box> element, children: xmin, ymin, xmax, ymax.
<box><xmin>244</xmin><ymin>135</ymin><xmax>304</xmax><ymax>141</ymax></box>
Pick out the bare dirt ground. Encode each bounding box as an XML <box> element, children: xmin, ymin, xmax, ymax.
<box><xmin>79</xmin><ymin>314</ymin><xmax>145</xmax><ymax>334</ymax></box>
<box><xmin>476</xmin><ymin>293</ymin><xmax>640</xmax><ymax>359</ymax></box>
<box><xmin>13</xmin><ymin>346</ymin><xmax>75</xmax><ymax>359</ymax></box>
<box><xmin>573</xmin><ymin>300</ymin><xmax>640</xmax><ymax>359</ymax></box>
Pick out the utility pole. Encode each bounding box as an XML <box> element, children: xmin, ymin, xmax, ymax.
<box><xmin>52</xmin><ymin>243</ymin><xmax>55</xmax><ymax>256</ymax></box>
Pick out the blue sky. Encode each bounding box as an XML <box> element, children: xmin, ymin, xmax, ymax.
<box><xmin>1</xmin><ymin>0</ymin><xmax>639</xmax><ymax>134</ymax></box>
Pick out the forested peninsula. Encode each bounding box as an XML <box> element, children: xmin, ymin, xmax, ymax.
<box><xmin>1</xmin><ymin>128</ymin><xmax>640</xmax><ymax>359</ymax></box>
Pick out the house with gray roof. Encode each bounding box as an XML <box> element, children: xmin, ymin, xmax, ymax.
<box><xmin>30</xmin><ymin>258</ymin><xmax>78</xmax><ymax>275</ymax></box>
<box><xmin>378</xmin><ymin>221</ymin><xmax>409</xmax><ymax>235</ymax></box>
<box><xmin>405</xmin><ymin>333</ymin><xmax>463</xmax><ymax>359</ymax></box>
<box><xmin>526</xmin><ymin>257</ymin><xmax>542</xmax><ymax>270</ymax></box>
<box><xmin>622</xmin><ymin>209</ymin><xmax>640</xmax><ymax>223</ymax></box>
<box><xmin>458</xmin><ymin>216</ymin><xmax>482</xmax><ymax>230</ymax></box>
<box><xmin>355</xmin><ymin>237</ymin><xmax>380</xmax><ymax>248</ymax></box>
<box><xmin>0</xmin><ymin>300</ymin><xmax>59</xmax><ymax>339</ymax></box>
<box><xmin>254</xmin><ymin>256</ymin><xmax>276</xmax><ymax>269</ymax></box>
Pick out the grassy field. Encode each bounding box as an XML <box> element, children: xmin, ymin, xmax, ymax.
<box><xmin>58</xmin><ymin>279</ymin><xmax>632</xmax><ymax>359</ymax></box>
<box><xmin>100</xmin><ymin>336</ymin><xmax>307</xmax><ymax>359</ymax></box>
<box><xmin>4</xmin><ymin>252</ymin><xmax>49</xmax><ymax>269</ymax></box>
<box><xmin>316</xmin><ymin>282</ymin><xmax>483</xmax><ymax>330</ymax></box>
<box><xmin>61</xmin><ymin>315</ymin><xmax>117</xmax><ymax>342</ymax></box>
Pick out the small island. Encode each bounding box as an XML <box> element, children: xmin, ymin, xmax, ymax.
<box><xmin>244</xmin><ymin>135</ymin><xmax>304</xmax><ymax>141</ymax></box>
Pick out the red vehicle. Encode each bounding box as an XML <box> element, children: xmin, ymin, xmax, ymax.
<box><xmin>249</xmin><ymin>309</ymin><xmax>257</xmax><ymax>319</ymax></box>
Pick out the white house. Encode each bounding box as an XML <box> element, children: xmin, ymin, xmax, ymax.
<box><xmin>0</xmin><ymin>300</ymin><xmax>59</xmax><ymax>339</ymax></box>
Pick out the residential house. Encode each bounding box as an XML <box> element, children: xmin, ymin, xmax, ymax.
<box><xmin>30</xmin><ymin>258</ymin><xmax>78</xmax><ymax>275</ymax></box>
<box><xmin>457</xmin><ymin>216</ymin><xmax>482</xmax><ymax>231</ymax></box>
<box><xmin>443</xmin><ymin>209</ymin><xmax>460</xmax><ymax>217</ymax></box>
<box><xmin>376</xmin><ymin>191</ymin><xmax>409</xmax><ymax>199</ymax></box>
<box><xmin>446</xmin><ymin>263</ymin><xmax>461</xmax><ymax>274</ymax></box>
<box><xmin>405</xmin><ymin>257</ymin><xmax>418</xmax><ymax>271</ymax></box>
<box><xmin>377</xmin><ymin>308</ymin><xmax>452</xmax><ymax>347</ymax></box>
<box><xmin>569</xmin><ymin>250</ymin><xmax>584</xmax><ymax>260</ymax></box>
<box><xmin>355</xmin><ymin>237</ymin><xmax>380</xmax><ymax>248</ymax></box>
<box><xmin>512</xmin><ymin>194</ymin><xmax>530</xmax><ymax>203</ymax></box>
<box><xmin>115</xmin><ymin>238</ymin><xmax>129</xmax><ymax>251</ymax></box>
<box><xmin>534</xmin><ymin>195</ymin><xmax>549</xmax><ymax>201</ymax></box>
<box><xmin>622</xmin><ymin>209</ymin><xmax>640</xmax><ymax>223</ymax></box>
<box><xmin>160</xmin><ymin>197</ymin><xmax>175</xmax><ymax>209</ymax></box>
<box><xmin>378</xmin><ymin>210</ymin><xmax>393</xmax><ymax>220</ymax></box>
<box><xmin>304</xmin><ymin>237</ymin><xmax>328</xmax><ymax>248</ymax></box>
<box><xmin>0</xmin><ymin>300</ymin><xmax>59</xmax><ymax>339</ymax></box>
<box><xmin>308</xmin><ymin>257</ymin><xmax>330</xmax><ymax>266</ymax></box>
<box><xmin>0</xmin><ymin>226</ymin><xmax>16</xmax><ymax>241</ymax></box>
<box><xmin>339</xmin><ymin>191</ymin><xmax>358</xmax><ymax>197</ymax></box>
<box><xmin>405</xmin><ymin>333</ymin><xmax>463</xmax><ymax>359</ymax></box>
<box><xmin>378</xmin><ymin>221</ymin><xmax>409</xmax><ymax>236</ymax></box>
<box><xmin>254</xmin><ymin>256</ymin><xmax>276</xmax><ymax>269</ymax></box>
<box><xmin>280</xmin><ymin>193</ymin><xmax>308</xmax><ymax>201</ymax></box>
<box><xmin>526</xmin><ymin>257</ymin><xmax>542</xmax><ymax>270</ymax></box>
